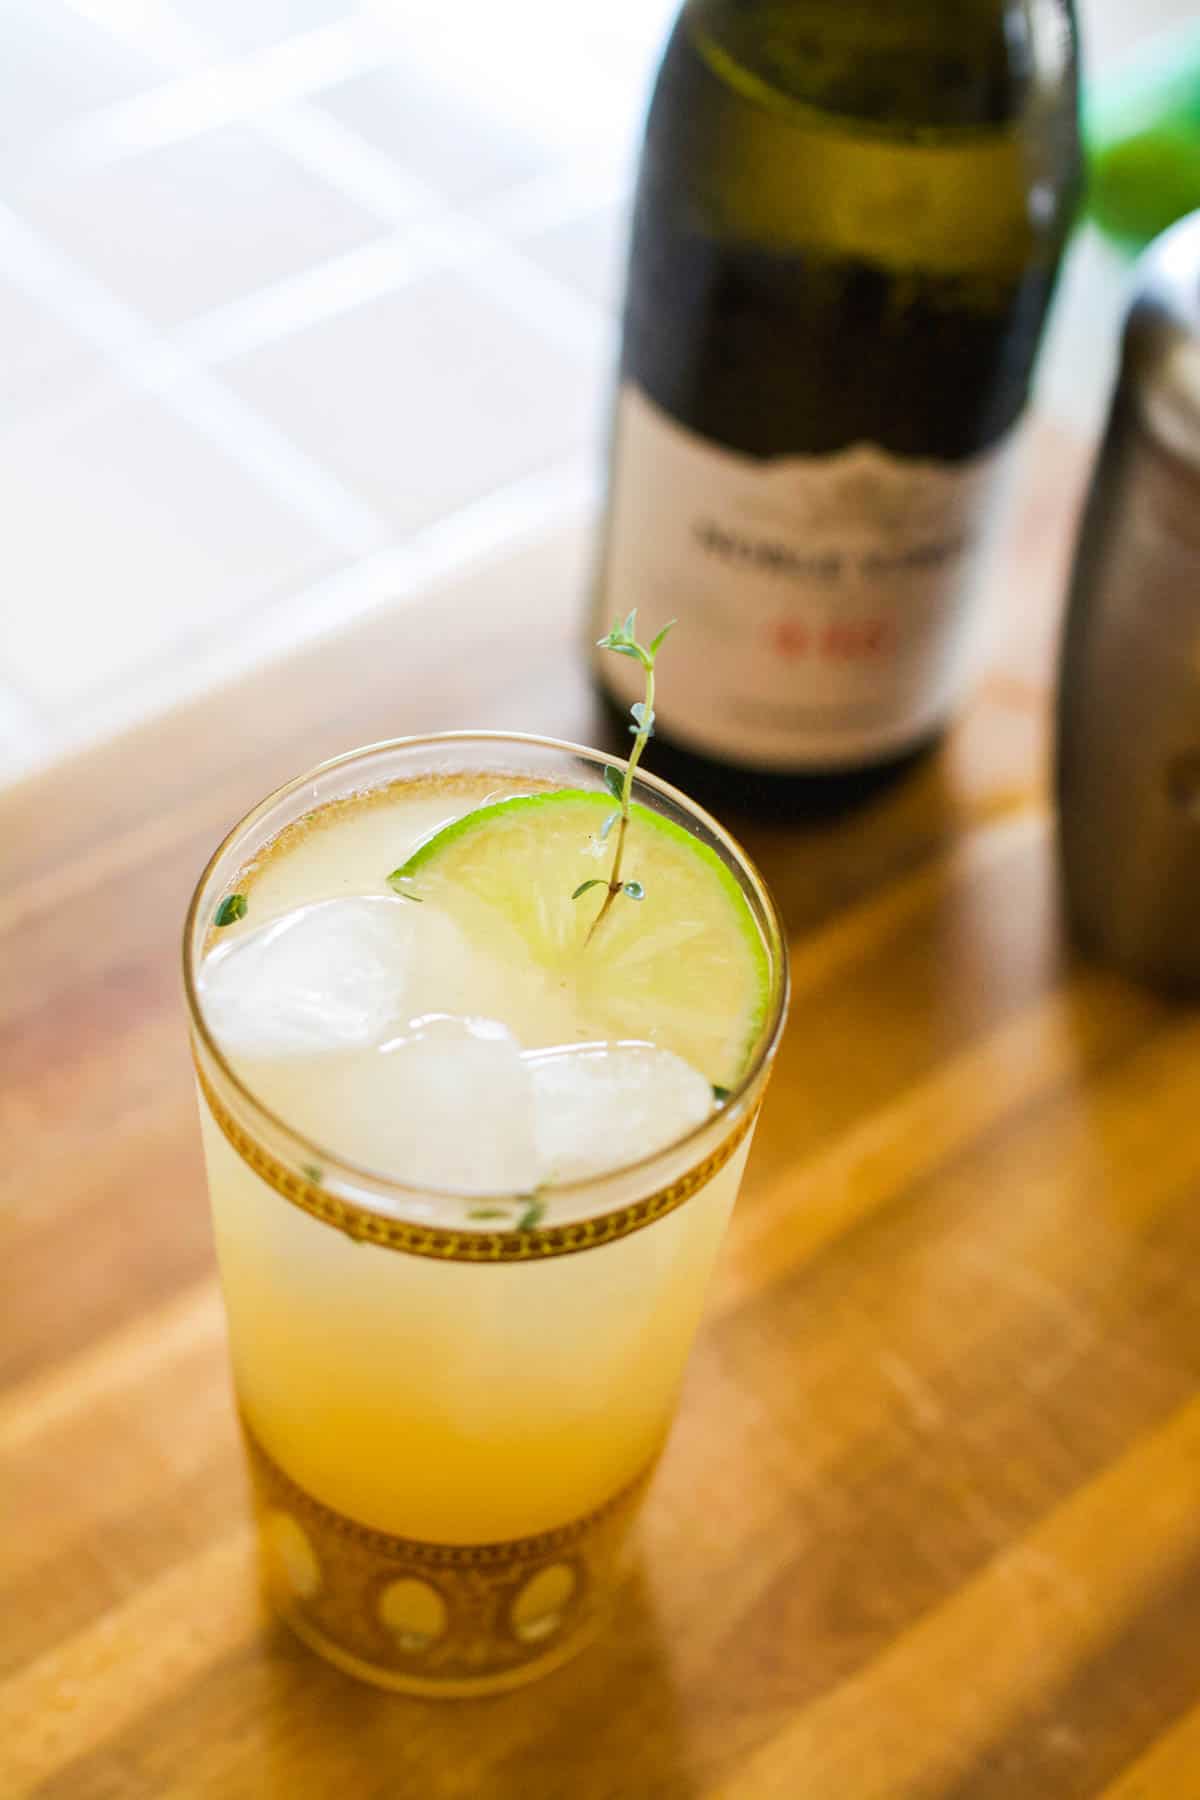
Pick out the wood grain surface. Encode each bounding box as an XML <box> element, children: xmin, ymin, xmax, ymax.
<box><xmin>6</xmin><ymin>420</ymin><xmax>1200</xmax><ymax>1799</ymax></box>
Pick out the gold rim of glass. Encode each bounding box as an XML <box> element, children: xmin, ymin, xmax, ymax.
<box><xmin>183</xmin><ymin>732</ymin><xmax>789</xmax><ymax>1254</ymax></box>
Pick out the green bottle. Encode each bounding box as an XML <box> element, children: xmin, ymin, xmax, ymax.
<box><xmin>592</xmin><ymin>0</ymin><xmax>1083</xmax><ymax>814</ymax></box>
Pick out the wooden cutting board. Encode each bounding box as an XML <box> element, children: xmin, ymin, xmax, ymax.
<box><xmin>5</xmin><ymin>420</ymin><xmax>1200</xmax><ymax>1799</ymax></box>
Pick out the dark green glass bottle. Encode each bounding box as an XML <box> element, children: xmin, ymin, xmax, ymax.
<box><xmin>593</xmin><ymin>0</ymin><xmax>1082</xmax><ymax>815</ymax></box>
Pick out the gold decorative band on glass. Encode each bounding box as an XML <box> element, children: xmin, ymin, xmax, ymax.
<box><xmin>197</xmin><ymin>1062</ymin><xmax>760</xmax><ymax>1262</ymax></box>
<box><xmin>244</xmin><ymin>1421</ymin><xmax>654</xmax><ymax>1695</ymax></box>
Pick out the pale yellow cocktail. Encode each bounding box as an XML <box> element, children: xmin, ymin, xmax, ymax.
<box><xmin>185</xmin><ymin>736</ymin><xmax>786</xmax><ymax>1694</ymax></box>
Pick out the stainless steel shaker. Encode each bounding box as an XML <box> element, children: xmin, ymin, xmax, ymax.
<box><xmin>1056</xmin><ymin>210</ymin><xmax>1200</xmax><ymax>992</ymax></box>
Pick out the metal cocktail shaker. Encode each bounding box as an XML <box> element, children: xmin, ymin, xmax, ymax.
<box><xmin>1056</xmin><ymin>211</ymin><xmax>1200</xmax><ymax>992</ymax></box>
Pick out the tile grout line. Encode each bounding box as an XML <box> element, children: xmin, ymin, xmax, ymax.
<box><xmin>41</xmin><ymin>1</ymin><xmax>626</xmax><ymax>361</ymax></box>
<box><xmin>1</xmin><ymin>13</ymin><xmax>620</xmax><ymax>470</ymax></box>
<box><xmin>20</xmin><ymin>12</ymin><xmax>392</xmax><ymax>170</ymax></box>
<box><xmin>0</xmin><ymin>1</ymin><xmax>627</xmax><ymax>785</ymax></box>
<box><xmin>23</xmin><ymin>455</ymin><xmax>599</xmax><ymax>786</ymax></box>
<box><xmin>0</xmin><ymin>145</ymin><xmax>613</xmax><ymax>781</ymax></box>
<box><xmin>251</xmin><ymin>95</ymin><xmax>439</xmax><ymax>224</ymax></box>
<box><xmin>157</xmin><ymin>158</ymin><xmax>626</xmax><ymax>372</ymax></box>
<box><xmin>234</xmin><ymin>98</ymin><xmax>617</xmax><ymax>355</ymax></box>
<box><xmin>0</xmin><ymin>199</ymin><xmax>392</xmax><ymax>557</ymax></box>
<box><xmin>476</xmin><ymin>159</ymin><xmax>632</xmax><ymax>240</ymax></box>
<box><xmin>163</xmin><ymin>230</ymin><xmax>473</xmax><ymax>367</ymax></box>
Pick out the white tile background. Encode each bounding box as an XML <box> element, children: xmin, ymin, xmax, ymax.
<box><xmin>0</xmin><ymin>0</ymin><xmax>1192</xmax><ymax>785</ymax></box>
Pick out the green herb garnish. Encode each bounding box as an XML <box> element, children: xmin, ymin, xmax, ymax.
<box><xmin>576</xmin><ymin>610</ymin><xmax>674</xmax><ymax>940</ymax></box>
<box><xmin>712</xmin><ymin>1085</ymin><xmax>731</xmax><ymax>1105</ymax></box>
<box><xmin>467</xmin><ymin>1207</ymin><xmax>509</xmax><ymax>1222</ymax></box>
<box><xmin>516</xmin><ymin>1197</ymin><xmax>546</xmax><ymax>1232</ymax></box>
<box><xmin>301</xmin><ymin>1161</ymin><xmax>325</xmax><ymax>1184</ymax></box>
<box><xmin>214</xmin><ymin>893</ymin><xmax>247</xmax><ymax>928</ymax></box>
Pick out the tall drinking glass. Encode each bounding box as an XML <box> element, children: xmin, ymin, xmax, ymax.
<box><xmin>183</xmin><ymin>734</ymin><xmax>788</xmax><ymax>1695</ymax></box>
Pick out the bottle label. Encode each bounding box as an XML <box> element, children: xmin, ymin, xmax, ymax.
<box><xmin>596</xmin><ymin>385</ymin><xmax>1016</xmax><ymax>768</ymax></box>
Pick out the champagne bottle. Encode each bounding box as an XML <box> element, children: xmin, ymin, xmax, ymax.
<box><xmin>592</xmin><ymin>0</ymin><xmax>1082</xmax><ymax>813</ymax></box>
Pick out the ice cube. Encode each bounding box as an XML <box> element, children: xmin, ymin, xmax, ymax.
<box><xmin>240</xmin><ymin>1015</ymin><xmax>541</xmax><ymax>1196</ymax></box>
<box><xmin>526</xmin><ymin>1042</ymin><xmax>714</xmax><ymax>1184</ymax></box>
<box><xmin>370</xmin><ymin>1017</ymin><xmax>539</xmax><ymax>1193</ymax></box>
<box><xmin>200</xmin><ymin>896</ymin><xmax>434</xmax><ymax>1058</ymax></box>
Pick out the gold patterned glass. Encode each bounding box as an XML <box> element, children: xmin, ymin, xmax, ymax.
<box><xmin>184</xmin><ymin>735</ymin><xmax>788</xmax><ymax>1695</ymax></box>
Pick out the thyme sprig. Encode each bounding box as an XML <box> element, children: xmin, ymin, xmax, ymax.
<box><xmin>573</xmin><ymin>611</ymin><xmax>674</xmax><ymax>942</ymax></box>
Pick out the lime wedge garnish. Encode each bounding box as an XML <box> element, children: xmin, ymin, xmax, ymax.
<box><xmin>395</xmin><ymin>790</ymin><xmax>769</xmax><ymax>1087</ymax></box>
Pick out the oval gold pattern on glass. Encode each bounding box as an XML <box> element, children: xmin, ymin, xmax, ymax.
<box><xmin>264</xmin><ymin>1511</ymin><xmax>321</xmax><ymax>1600</ymax></box>
<box><xmin>378</xmin><ymin>1578</ymin><xmax>450</xmax><ymax>1653</ymax></box>
<box><xmin>511</xmin><ymin>1563</ymin><xmax>579</xmax><ymax>1643</ymax></box>
<box><xmin>243</xmin><ymin>1423</ymin><xmax>651</xmax><ymax>1689</ymax></box>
